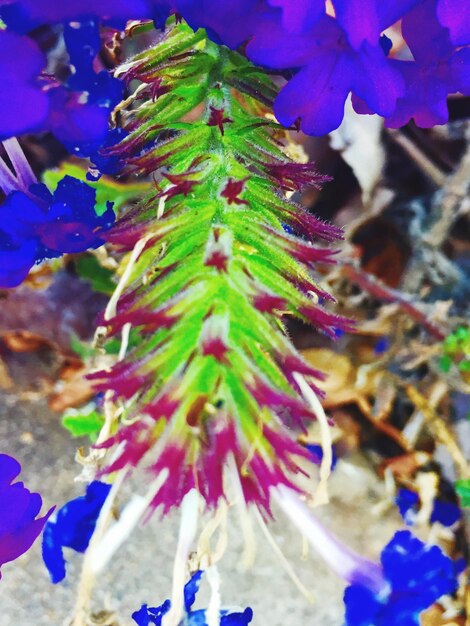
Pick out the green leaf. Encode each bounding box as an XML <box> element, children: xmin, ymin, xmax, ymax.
<box><xmin>438</xmin><ymin>355</ymin><xmax>452</xmax><ymax>373</ymax></box>
<box><xmin>62</xmin><ymin>408</ymin><xmax>105</xmax><ymax>440</ymax></box>
<box><xmin>75</xmin><ymin>254</ymin><xmax>116</xmax><ymax>295</ymax></box>
<box><xmin>458</xmin><ymin>359</ymin><xmax>470</xmax><ymax>372</ymax></box>
<box><xmin>455</xmin><ymin>479</ymin><xmax>470</xmax><ymax>507</ymax></box>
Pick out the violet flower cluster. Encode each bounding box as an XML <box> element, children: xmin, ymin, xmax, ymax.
<box><xmin>395</xmin><ymin>487</ymin><xmax>461</xmax><ymax>527</ymax></box>
<box><xmin>0</xmin><ymin>174</ymin><xmax>115</xmax><ymax>288</ymax></box>
<box><xmin>132</xmin><ymin>570</ymin><xmax>253</xmax><ymax>626</ymax></box>
<box><xmin>0</xmin><ymin>0</ymin><xmax>469</xmax><ymax>146</ymax></box>
<box><xmin>0</xmin><ymin>454</ymin><xmax>53</xmax><ymax>578</ymax></box>
<box><xmin>344</xmin><ymin>530</ymin><xmax>464</xmax><ymax>626</ymax></box>
<box><xmin>42</xmin><ymin>480</ymin><xmax>111</xmax><ymax>583</ymax></box>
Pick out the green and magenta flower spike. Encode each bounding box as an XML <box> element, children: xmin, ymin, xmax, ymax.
<box><xmin>90</xmin><ymin>20</ymin><xmax>352</xmax><ymax>513</ymax></box>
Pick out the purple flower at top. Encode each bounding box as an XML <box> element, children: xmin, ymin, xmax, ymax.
<box><xmin>0</xmin><ymin>31</ymin><xmax>49</xmax><ymax>140</ymax></box>
<box><xmin>384</xmin><ymin>0</ymin><xmax>470</xmax><ymax>128</ymax></box>
<box><xmin>344</xmin><ymin>530</ymin><xmax>464</xmax><ymax>626</ymax></box>
<box><xmin>43</xmin><ymin>19</ymin><xmax>124</xmax><ymax>149</ymax></box>
<box><xmin>0</xmin><ymin>454</ymin><xmax>54</xmax><ymax>578</ymax></box>
<box><xmin>174</xmin><ymin>0</ymin><xmax>267</xmax><ymax>48</ymax></box>
<box><xmin>0</xmin><ymin>0</ymin><xmax>152</xmax><ymax>33</ymax></box>
<box><xmin>132</xmin><ymin>570</ymin><xmax>254</xmax><ymax>626</ymax></box>
<box><xmin>247</xmin><ymin>14</ymin><xmax>405</xmax><ymax>135</ymax></box>
<box><xmin>42</xmin><ymin>480</ymin><xmax>111</xmax><ymax>583</ymax></box>
<box><xmin>331</xmin><ymin>0</ymin><xmax>419</xmax><ymax>50</ymax></box>
<box><xmin>436</xmin><ymin>0</ymin><xmax>470</xmax><ymax>46</ymax></box>
<box><xmin>267</xmin><ymin>0</ymin><xmax>323</xmax><ymax>33</ymax></box>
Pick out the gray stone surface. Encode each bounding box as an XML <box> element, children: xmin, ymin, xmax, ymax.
<box><xmin>0</xmin><ymin>394</ymin><xmax>402</xmax><ymax>626</ymax></box>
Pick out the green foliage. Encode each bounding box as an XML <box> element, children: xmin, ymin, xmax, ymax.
<box><xmin>75</xmin><ymin>254</ymin><xmax>115</xmax><ymax>294</ymax></box>
<box><xmin>439</xmin><ymin>326</ymin><xmax>470</xmax><ymax>374</ymax></box>
<box><xmin>62</xmin><ymin>406</ymin><xmax>105</xmax><ymax>441</ymax></box>
<box><xmin>455</xmin><ymin>479</ymin><xmax>470</xmax><ymax>507</ymax></box>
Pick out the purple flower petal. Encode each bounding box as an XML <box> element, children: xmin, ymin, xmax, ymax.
<box><xmin>437</xmin><ymin>0</ymin><xmax>470</xmax><ymax>45</ymax></box>
<box><xmin>0</xmin><ymin>0</ymin><xmax>152</xmax><ymax>31</ymax></box>
<box><xmin>0</xmin><ymin>31</ymin><xmax>49</xmax><ymax>140</ymax></box>
<box><xmin>267</xmin><ymin>0</ymin><xmax>324</xmax><ymax>33</ymax></box>
<box><xmin>274</xmin><ymin>55</ymin><xmax>352</xmax><ymax>136</ymax></box>
<box><xmin>351</xmin><ymin>42</ymin><xmax>404</xmax><ymax>118</ymax></box>
<box><xmin>0</xmin><ymin>454</ymin><xmax>54</xmax><ymax>577</ymax></box>
<box><xmin>332</xmin><ymin>0</ymin><xmax>420</xmax><ymax>49</ymax></box>
<box><xmin>42</xmin><ymin>480</ymin><xmax>111</xmax><ymax>584</ymax></box>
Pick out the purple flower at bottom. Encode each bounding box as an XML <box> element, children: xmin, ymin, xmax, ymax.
<box><xmin>0</xmin><ymin>454</ymin><xmax>54</xmax><ymax>578</ymax></box>
<box><xmin>344</xmin><ymin>530</ymin><xmax>464</xmax><ymax>626</ymax></box>
<box><xmin>395</xmin><ymin>488</ymin><xmax>461</xmax><ymax>527</ymax></box>
<box><xmin>42</xmin><ymin>480</ymin><xmax>111</xmax><ymax>583</ymax></box>
<box><xmin>0</xmin><ymin>176</ymin><xmax>115</xmax><ymax>288</ymax></box>
<box><xmin>132</xmin><ymin>570</ymin><xmax>253</xmax><ymax>626</ymax></box>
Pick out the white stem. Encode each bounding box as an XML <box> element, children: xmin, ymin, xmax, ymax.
<box><xmin>205</xmin><ymin>565</ymin><xmax>221</xmax><ymax>626</ymax></box>
<box><xmin>226</xmin><ymin>454</ymin><xmax>256</xmax><ymax>568</ymax></box>
<box><xmin>272</xmin><ymin>485</ymin><xmax>386</xmax><ymax>593</ymax></box>
<box><xmin>71</xmin><ymin>470</ymin><xmax>126</xmax><ymax>626</ymax></box>
<box><xmin>2</xmin><ymin>138</ymin><xmax>37</xmax><ymax>189</ymax></box>
<box><xmin>293</xmin><ymin>372</ymin><xmax>333</xmax><ymax>506</ymax></box>
<box><xmin>0</xmin><ymin>155</ymin><xmax>19</xmax><ymax>194</ymax></box>
<box><xmin>253</xmin><ymin>508</ymin><xmax>315</xmax><ymax>603</ymax></box>
<box><xmin>162</xmin><ymin>489</ymin><xmax>200</xmax><ymax>626</ymax></box>
<box><xmin>104</xmin><ymin>236</ymin><xmax>149</xmax><ymax>321</ymax></box>
<box><xmin>90</xmin><ymin>469</ymin><xmax>169</xmax><ymax>574</ymax></box>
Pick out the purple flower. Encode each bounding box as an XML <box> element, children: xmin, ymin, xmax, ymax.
<box><xmin>174</xmin><ymin>0</ymin><xmax>267</xmax><ymax>48</ymax></box>
<box><xmin>383</xmin><ymin>0</ymin><xmax>470</xmax><ymax>128</ymax></box>
<box><xmin>344</xmin><ymin>530</ymin><xmax>464</xmax><ymax>626</ymax></box>
<box><xmin>42</xmin><ymin>480</ymin><xmax>111</xmax><ymax>583</ymax></box>
<box><xmin>0</xmin><ymin>0</ymin><xmax>152</xmax><ymax>32</ymax></box>
<box><xmin>132</xmin><ymin>570</ymin><xmax>253</xmax><ymax>626</ymax></box>
<box><xmin>0</xmin><ymin>175</ymin><xmax>115</xmax><ymax>288</ymax></box>
<box><xmin>331</xmin><ymin>0</ymin><xmax>419</xmax><ymax>50</ymax></box>
<box><xmin>0</xmin><ymin>16</ymin><xmax>124</xmax><ymax>146</ymax></box>
<box><xmin>267</xmin><ymin>0</ymin><xmax>323</xmax><ymax>33</ymax></box>
<box><xmin>0</xmin><ymin>454</ymin><xmax>54</xmax><ymax>578</ymax></box>
<box><xmin>0</xmin><ymin>31</ymin><xmax>49</xmax><ymax>140</ymax></box>
<box><xmin>437</xmin><ymin>0</ymin><xmax>470</xmax><ymax>46</ymax></box>
<box><xmin>247</xmin><ymin>15</ymin><xmax>404</xmax><ymax>135</ymax></box>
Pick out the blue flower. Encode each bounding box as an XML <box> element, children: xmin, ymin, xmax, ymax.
<box><xmin>0</xmin><ymin>454</ymin><xmax>54</xmax><ymax>579</ymax></box>
<box><xmin>42</xmin><ymin>480</ymin><xmax>111</xmax><ymax>583</ymax></box>
<box><xmin>305</xmin><ymin>443</ymin><xmax>338</xmax><ymax>470</ymax></box>
<box><xmin>374</xmin><ymin>337</ymin><xmax>390</xmax><ymax>355</ymax></box>
<box><xmin>0</xmin><ymin>176</ymin><xmax>114</xmax><ymax>288</ymax></box>
<box><xmin>395</xmin><ymin>488</ymin><xmax>461</xmax><ymax>528</ymax></box>
<box><xmin>344</xmin><ymin>530</ymin><xmax>464</xmax><ymax>626</ymax></box>
<box><xmin>132</xmin><ymin>570</ymin><xmax>253</xmax><ymax>626</ymax></box>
